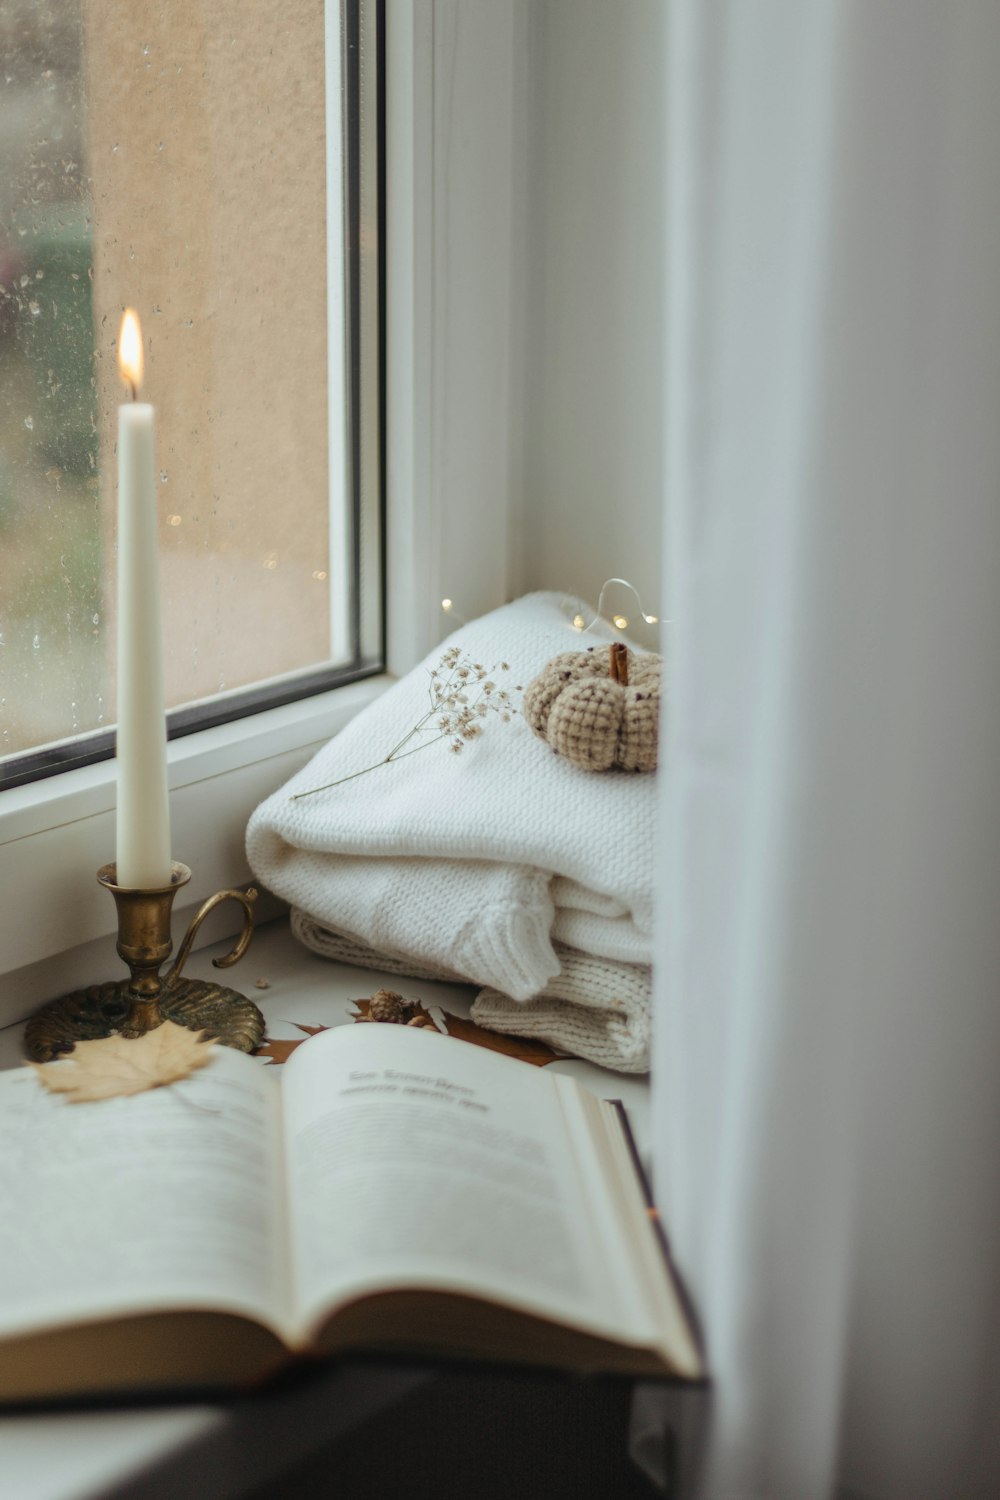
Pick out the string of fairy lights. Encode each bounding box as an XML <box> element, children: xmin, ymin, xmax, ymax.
<box><xmin>440</xmin><ymin>578</ymin><xmax>662</xmax><ymax>638</ymax></box>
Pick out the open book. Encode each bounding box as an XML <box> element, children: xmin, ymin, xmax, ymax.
<box><xmin>0</xmin><ymin>1025</ymin><xmax>702</xmax><ymax>1403</ymax></box>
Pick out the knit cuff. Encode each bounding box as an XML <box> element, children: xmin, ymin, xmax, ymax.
<box><xmin>471</xmin><ymin>990</ymin><xmax>651</xmax><ymax>1074</ymax></box>
<box><xmin>452</xmin><ymin>881</ymin><xmax>559</xmax><ymax>1001</ymax></box>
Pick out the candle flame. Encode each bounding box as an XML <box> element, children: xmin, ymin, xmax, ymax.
<box><xmin>118</xmin><ymin>308</ymin><xmax>143</xmax><ymax>396</ymax></box>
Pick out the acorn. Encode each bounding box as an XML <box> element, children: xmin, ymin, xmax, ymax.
<box><xmin>368</xmin><ymin>988</ymin><xmax>411</xmax><ymax>1023</ymax></box>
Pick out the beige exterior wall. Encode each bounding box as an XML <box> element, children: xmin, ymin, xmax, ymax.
<box><xmin>82</xmin><ymin>0</ymin><xmax>333</xmax><ymax>707</ymax></box>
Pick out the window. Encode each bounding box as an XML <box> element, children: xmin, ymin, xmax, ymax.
<box><xmin>0</xmin><ymin>0</ymin><xmax>383</xmax><ymax>790</ymax></box>
<box><xmin>0</xmin><ymin>0</ymin><xmax>391</xmax><ymax>1013</ymax></box>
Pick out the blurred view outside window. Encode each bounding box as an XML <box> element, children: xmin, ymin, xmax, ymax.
<box><xmin>0</xmin><ymin>0</ymin><xmax>373</xmax><ymax>772</ymax></box>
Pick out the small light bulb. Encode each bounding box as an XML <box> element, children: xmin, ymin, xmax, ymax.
<box><xmin>572</xmin><ymin>614</ymin><xmax>586</xmax><ymax>630</ymax></box>
<box><xmin>441</xmin><ymin>597</ymin><xmax>453</xmax><ymax>612</ymax></box>
<box><xmin>613</xmin><ymin>614</ymin><xmax>628</xmax><ymax>630</ymax></box>
<box><xmin>644</xmin><ymin>613</ymin><xmax>659</xmax><ymax>625</ymax></box>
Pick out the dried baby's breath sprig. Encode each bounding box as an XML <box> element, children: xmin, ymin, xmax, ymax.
<box><xmin>291</xmin><ymin>650</ymin><xmax>518</xmax><ymax>800</ymax></box>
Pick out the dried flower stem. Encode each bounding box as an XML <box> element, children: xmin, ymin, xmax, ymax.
<box><xmin>290</xmin><ymin>648</ymin><xmax>518</xmax><ymax>801</ymax></box>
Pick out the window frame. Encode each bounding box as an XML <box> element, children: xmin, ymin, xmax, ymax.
<box><xmin>0</xmin><ymin>0</ymin><xmax>385</xmax><ymax>794</ymax></box>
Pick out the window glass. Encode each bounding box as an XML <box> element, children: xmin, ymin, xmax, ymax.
<box><xmin>0</xmin><ymin>0</ymin><xmax>100</xmax><ymax>758</ymax></box>
<box><xmin>0</xmin><ymin>0</ymin><xmax>380</xmax><ymax>778</ymax></box>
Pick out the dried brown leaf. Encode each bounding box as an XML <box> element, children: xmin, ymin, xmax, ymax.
<box><xmin>350</xmin><ymin>1000</ymin><xmax>562</xmax><ymax>1068</ymax></box>
<box><xmin>255</xmin><ymin>1022</ymin><xmax>331</xmax><ymax>1065</ymax></box>
<box><xmin>30</xmin><ymin>1020</ymin><xmax>217</xmax><ymax>1103</ymax></box>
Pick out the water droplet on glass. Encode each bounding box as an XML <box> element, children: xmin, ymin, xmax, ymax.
<box><xmin>32</xmin><ymin>634</ymin><xmax>40</xmax><ymax>651</ymax></box>
<box><xmin>183</xmin><ymin>319</ymin><xmax>193</xmax><ymax>329</ymax></box>
<box><xmin>24</xmin><ymin>415</ymin><xmax>33</xmax><ymax>430</ymax></box>
<box><xmin>92</xmin><ymin>613</ymin><xmax>100</xmax><ymax>626</ymax></box>
<box><xmin>28</xmin><ymin>300</ymin><xmax>40</xmax><ymax>316</ymax></box>
<box><xmin>112</xmin><ymin>143</ymin><xmax>119</xmax><ymax>153</ymax></box>
<box><xmin>159</xmin><ymin>470</ymin><xmax>168</xmax><ymax>483</ymax></box>
<box><xmin>142</xmin><ymin>43</ymin><xmax>150</xmax><ymax>55</ymax></box>
<box><xmin>35</xmin><ymin>268</ymin><xmax>44</xmax><ymax>280</ymax></box>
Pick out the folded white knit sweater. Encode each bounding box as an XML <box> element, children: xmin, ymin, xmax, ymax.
<box><xmin>290</xmin><ymin>911</ymin><xmax>652</xmax><ymax>1075</ymax></box>
<box><xmin>246</xmin><ymin>593</ymin><xmax>657</xmax><ymax>1070</ymax></box>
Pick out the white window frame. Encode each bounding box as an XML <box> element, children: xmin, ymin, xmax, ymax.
<box><xmin>0</xmin><ymin>0</ymin><xmax>522</xmax><ymax>1029</ymax></box>
<box><xmin>325</xmin><ymin>0</ymin><xmax>352</xmax><ymax>665</ymax></box>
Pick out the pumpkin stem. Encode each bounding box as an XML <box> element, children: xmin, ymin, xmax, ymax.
<box><xmin>609</xmin><ymin>642</ymin><xmax>629</xmax><ymax>685</ymax></box>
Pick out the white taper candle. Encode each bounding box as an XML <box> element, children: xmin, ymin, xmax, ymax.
<box><xmin>115</xmin><ymin>309</ymin><xmax>171</xmax><ymax>888</ymax></box>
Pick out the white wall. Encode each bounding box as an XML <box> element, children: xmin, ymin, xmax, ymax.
<box><xmin>510</xmin><ymin>0</ymin><xmax>667</xmax><ymax>635</ymax></box>
<box><xmin>386</xmin><ymin>0</ymin><xmax>667</xmax><ymax>658</ymax></box>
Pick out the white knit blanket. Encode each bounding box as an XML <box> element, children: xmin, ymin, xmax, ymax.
<box><xmin>246</xmin><ymin>593</ymin><xmax>657</xmax><ymax>1071</ymax></box>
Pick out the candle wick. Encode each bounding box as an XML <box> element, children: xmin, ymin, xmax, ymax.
<box><xmin>128</xmin><ymin>380</ymin><xmax>137</xmax><ymax>402</ymax></box>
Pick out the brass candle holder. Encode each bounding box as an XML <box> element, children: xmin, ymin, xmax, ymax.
<box><xmin>24</xmin><ymin>863</ymin><xmax>266</xmax><ymax>1062</ymax></box>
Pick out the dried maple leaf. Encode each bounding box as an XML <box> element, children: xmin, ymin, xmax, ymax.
<box><xmin>30</xmin><ymin>1020</ymin><xmax>217</xmax><ymax>1103</ymax></box>
<box><xmin>430</xmin><ymin>1009</ymin><xmax>563</xmax><ymax>1067</ymax></box>
<box><xmin>350</xmin><ymin>999</ymin><xmax>562</xmax><ymax>1068</ymax></box>
<box><xmin>255</xmin><ymin>1022</ymin><xmax>331</xmax><ymax>1065</ymax></box>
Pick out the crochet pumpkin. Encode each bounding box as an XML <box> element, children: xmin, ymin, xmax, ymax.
<box><xmin>523</xmin><ymin>642</ymin><xmax>660</xmax><ymax>772</ymax></box>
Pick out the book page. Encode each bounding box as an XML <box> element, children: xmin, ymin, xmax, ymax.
<box><xmin>0</xmin><ymin>1048</ymin><xmax>291</xmax><ymax>1343</ymax></box>
<box><xmin>281</xmin><ymin>1025</ymin><xmax>655</xmax><ymax>1347</ymax></box>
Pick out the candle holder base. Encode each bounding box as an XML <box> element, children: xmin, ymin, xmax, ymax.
<box><xmin>23</xmin><ymin>864</ymin><xmax>266</xmax><ymax>1063</ymax></box>
<box><xmin>24</xmin><ymin>975</ymin><xmax>265</xmax><ymax>1063</ymax></box>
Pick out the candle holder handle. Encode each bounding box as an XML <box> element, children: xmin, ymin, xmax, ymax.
<box><xmin>165</xmin><ymin>886</ymin><xmax>258</xmax><ymax>988</ymax></box>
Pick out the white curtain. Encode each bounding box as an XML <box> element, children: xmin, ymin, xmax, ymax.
<box><xmin>654</xmin><ymin>3</ymin><xmax>1000</xmax><ymax>1497</ymax></box>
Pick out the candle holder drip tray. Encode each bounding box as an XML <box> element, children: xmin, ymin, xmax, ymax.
<box><xmin>24</xmin><ymin>864</ymin><xmax>266</xmax><ymax>1063</ymax></box>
